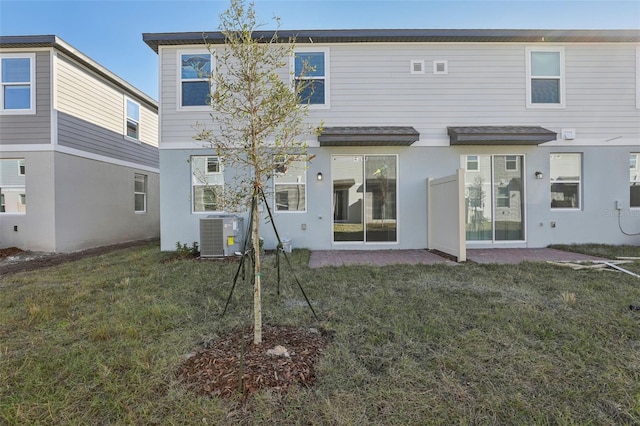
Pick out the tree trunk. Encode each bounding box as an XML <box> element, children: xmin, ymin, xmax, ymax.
<box><xmin>252</xmin><ymin>190</ymin><xmax>262</xmax><ymax>345</ymax></box>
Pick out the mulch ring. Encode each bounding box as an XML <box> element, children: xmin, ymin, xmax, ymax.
<box><xmin>176</xmin><ymin>324</ymin><xmax>332</xmax><ymax>399</ymax></box>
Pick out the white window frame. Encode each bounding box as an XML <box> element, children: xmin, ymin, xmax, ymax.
<box><xmin>18</xmin><ymin>159</ymin><xmax>25</xmax><ymax>176</ymax></box>
<box><xmin>631</xmin><ymin>153</ymin><xmax>640</xmax><ymax>209</ymax></box>
<box><xmin>433</xmin><ymin>60</ymin><xmax>448</xmax><ymax>75</ymax></box>
<box><xmin>0</xmin><ymin>53</ymin><xmax>36</xmax><ymax>115</ymax></box>
<box><xmin>291</xmin><ymin>47</ymin><xmax>330</xmax><ymax>109</ymax></box>
<box><xmin>124</xmin><ymin>97</ymin><xmax>140</xmax><ymax>141</ymax></box>
<box><xmin>134</xmin><ymin>173</ymin><xmax>147</xmax><ymax>213</ymax></box>
<box><xmin>410</xmin><ymin>60</ymin><xmax>425</xmax><ymax>75</ymax></box>
<box><xmin>505</xmin><ymin>155</ymin><xmax>519</xmax><ymax>171</ymax></box>
<box><xmin>466</xmin><ymin>155</ymin><xmax>479</xmax><ymax>171</ymax></box>
<box><xmin>191</xmin><ymin>155</ymin><xmax>224</xmax><ymax>213</ymax></box>
<box><xmin>526</xmin><ymin>46</ymin><xmax>565</xmax><ymax>109</ymax></box>
<box><xmin>273</xmin><ymin>155</ymin><xmax>307</xmax><ymax>213</ymax></box>
<box><xmin>550</xmin><ymin>153</ymin><xmax>581</xmax><ymax>210</ymax></box>
<box><xmin>177</xmin><ymin>49</ymin><xmax>214</xmax><ymax>112</ymax></box>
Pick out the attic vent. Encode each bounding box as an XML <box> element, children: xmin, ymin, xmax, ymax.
<box><xmin>433</xmin><ymin>60</ymin><xmax>448</xmax><ymax>74</ymax></box>
<box><xmin>410</xmin><ymin>60</ymin><xmax>424</xmax><ymax>74</ymax></box>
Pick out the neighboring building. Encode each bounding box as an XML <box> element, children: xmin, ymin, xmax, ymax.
<box><xmin>143</xmin><ymin>29</ymin><xmax>640</xmax><ymax>253</ymax></box>
<box><xmin>0</xmin><ymin>35</ymin><xmax>160</xmax><ymax>252</ymax></box>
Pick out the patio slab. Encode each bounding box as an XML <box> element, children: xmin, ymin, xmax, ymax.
<box><xmin>308</xmin><ymin>248</ymin><xmax>607</xmax><ymax>267</ymax></box>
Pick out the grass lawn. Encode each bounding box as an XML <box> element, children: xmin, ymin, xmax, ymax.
<box><xmin>1</xmin><ymin>242</ymin><xmax>640</xmax><ymax>424</ymax></box>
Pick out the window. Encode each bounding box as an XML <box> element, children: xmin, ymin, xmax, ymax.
<box><xmin>433</xmin><ymin>60</ymin><xmax>448</xmax><ymax>75</ymax></box>
<box><xmin>134</xmin><ymin>174</ymin><xmax>147</xmax><ymax>213</ymax></box>
<box><xmin>191</xmin><ymin>156</ymin><xmax>224</xmax><ymax>212</ymax></box>
<box><xmin>505</xmin><ymin>155</ymin><xmax>518</xmax><ymax>171</ymax></box>
<box><xmin>463</xmin><ymin>155</ymin><xmax>525</xmax><ymax>242</ymax></box>
<box><xmin>0</xmin><ymin>53</ymin><xmax>35</xmax><ymax>114</ymax></box>
<box><xmin>550</xmin><ymin>153</ymin><xmax>581</xmax><ymax>209</ymax></box>
<box><xmin>293</xmin><ymin>48</ymin><xmax>329</xmax><ymax>107</ymax></box>
<box><xmin>410</xmin><ymin>60</ymin><xmax>424</xmax><ymax>74</ymax></box>
<box><xmin>179</xmin><ymin>51</ymin><xmax>213</xmax><ymax>108</ymax></box>
<box><xmin>274</xmin><ymin>156</ymin><xmax>306</xmax><ymax>212</ymax></box>
<box><xmin>466</xmin><ymin>155</ymin><xmax>479</xmax><ymax>171</ymax></box>
<box><xmin>631</xmin><ymin>153</ymin><xmax>640</xmax><ymax>208</ymax></box>
<box><xmin>0</xmin><ymin>158</ymin><xmax>26</xmax><ymax>214</ymax></box>
<box><xmin>526</xmin><ymin>47</ymin><xmax>564</xmax><ymax>108</ymax></box>
<box><xmin>126</xmin><ymin>98</ymin><xmax>140</xmax><ymax>140</ymax></box>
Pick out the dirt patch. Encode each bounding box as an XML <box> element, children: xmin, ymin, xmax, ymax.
<box><xmin>177</xmin><ymin>325</ymin><xmax>331</xmax><ymax>399</ymax></box>
<box><xmin>0</xmin><ymin>239</ymin><xmax>157</xmax><ymax>277</ymax></box>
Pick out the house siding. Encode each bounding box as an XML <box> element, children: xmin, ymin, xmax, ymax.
<box><xmin>56</xmin><ymin>53</ymin><xmax>159</xmax><ymax>168</ymax></box>
<box><xmin>0</xmin><ymin>51</ymin><xmax>51</xmax><ymax>145</ymax></box>
<box><xmin>158</xmin><ymin>43</ymin><xmax>639</xmax><ymax>147</ymax></box>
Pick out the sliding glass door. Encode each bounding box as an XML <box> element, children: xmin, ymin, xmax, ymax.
<box><xmin>464</xmin><ymin>155</ymin><xmax>525</xmax><ymax>242</ymax></box>
<box><xmin>332</xmin><ymin>155</ymin><xmax>397</xmax><ymax>243</ymax></box>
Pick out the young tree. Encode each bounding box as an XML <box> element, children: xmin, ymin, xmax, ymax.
<box><xmin>194</xmin><ymin>0</ymin><xmax>315</xmax><ymax>344</ymax></box>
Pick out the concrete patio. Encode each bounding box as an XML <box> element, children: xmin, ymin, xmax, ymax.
<box><xmin>308</xmin><ymin>248</ymin><xmax>606</xmax><ymax>268</ymax></box>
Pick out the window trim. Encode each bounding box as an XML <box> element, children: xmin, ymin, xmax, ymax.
<box><xmin>177</xmin><ymin>49</ymin><xmax>214</xmax><ymax>112</ymax></box>
<box><xmin>466</xmin><ymin>155</ymin><xmax>479</xmax><ymax>171</ymax></box>
<box><xmin>273</xmin><ymin>155</ymin><xmax>307</xmax><ymax>213</ymax></box>
<box><xmin>124</xmin><ymin>97</ymin><xmax>141</xmax><ymax>141</ymax></box>
<box><xmin>18</xmin><ymin>159</ymin><xmax>25</xmax><ymax>176</ymax></box>
<box><xmin>291</xmin><ymin>47</ymin><xmax>330</xmax><ymax>109</ymax></box>
<box><xmin>134</xmin><ymin>173</ymin><xmax>147</xmax><ymax>213</ymax></box>
<box><xmin>526</xmin><ymin>46</ymin><xmax>565</xmax><ymax>109</ymax></box>
<box><xmin>550</xmin><ymin>153</ymin><xmax>582</xmax><ymax>210</ymax></box>
<box><xmin>433</xmin><ymin>60</ymin><xmax>448</xmax><ymax>75</ymax></box>
<box><xmin>191</xmin><ymin>155</ymin><xmax>224</xmax><ymax>214</ymax></box>
<box><xmin>0</xmin><ymin>53</ymin><xmax>36</xmax><ymax>115</ymax></box>
<box><xmin>505</xmin><ymin>155</ymin><xmax>519</xmax><ymax>171</ymax></box>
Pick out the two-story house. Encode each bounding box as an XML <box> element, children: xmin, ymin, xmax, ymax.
<box><xmin>143</xmin><ymin>29</ymin><xmax>640</xmax><ymax>254</ymax></box>
<box><xmin>0</xmin><ymin>35</ymin><xmax>160</xmax><ymax>253</ymax></box>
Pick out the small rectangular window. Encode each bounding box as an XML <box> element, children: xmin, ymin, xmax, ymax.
<box><xmin>293</xmin><ymin>49</ymin><xmax>329</xmax><ymax>107</ymax></box>
<box><xmin>433</xmin><ymin>60</ymin><xmax>448</xmax><ymax>75</ymax></box>
<box><xmin>631</xmin><ymin>153</ymin><xmax>640</xmax><ymax>208</ymax></box>
<box><xmin>505</xmin><ymin>155</ymin><xmax>518</xmax><ymax>171</ymax></box>
<box><xmin>274</xmin><ymin>155</ymin><xmax>306</xmax><ymax>212</ymax></box>
<box><xmin>191</xmin><ymin>156</ymin><xmax>224</xmax><ymax>212</ymax></box>
<box><xmin>126</xmin><ymin>98</ymin><xmax>140</xmax><ymax>140</ymax></box>
<box><xmin>0</xmin><ymin>54</ymin><xmax>35</xmax><ymax>114</ymax></box>
<box><xmin>0</xmin><ymin>158</ymin><xmax>26</xmax><ymax>214</ymax></box>
<box><xmin>526</xmin><ymin>47</ymin><xmax>564</xmax><ymax>108</ymax></box>
<box><xmin>466</xmin><ymin>155</ymin><xmax>479</xmax><ymax>171</ymax></box>
<box><xmin>179</xmin><ymin>51</ymin><xmax>213</xmax><ymax>108</ymax></box>
<box><xmin>410</xmin><ymin>60</ymin><xmax>424</xmax><ymax>74</ymax></box>
<box><xmin>550</xmin><ymin>153</ymin><xmax>581</xmax><ymax>209</ymax></box>
<box><xmin>134</xmin><ymin>174</ymin><xmax>147</xmax><ymax>212</ymax></box>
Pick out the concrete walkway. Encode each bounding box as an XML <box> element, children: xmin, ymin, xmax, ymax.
<box><xmin>308</xmin><ymin>248</ymin><xmax>605</xmax><ymax>268</ymax></box>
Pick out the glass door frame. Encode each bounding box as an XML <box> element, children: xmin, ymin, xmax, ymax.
<box><xmin>463</xmin><ymin>154</ymin><xmax>527</xmax><ymax>244</ymax></box>
<box><xmin>331</xmin><ymin>154</ymin><xmax>400</xmax><ymax>245</ymax></box>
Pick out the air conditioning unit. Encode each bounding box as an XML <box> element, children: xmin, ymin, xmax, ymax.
<box><xmin>199</xmin><ymin>215</ymin><xmax>244</xmax><ymax>257</ymax></box>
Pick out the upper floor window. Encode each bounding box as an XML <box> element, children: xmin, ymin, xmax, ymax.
<box><xmin>134</xmin><ymin>173</ymin><xmax>147</xmax><ymax>213</ymax></box>
<box><xmin>274</xmin><ymin>155</ymin><xmax>307</xmax><ymax>212</ymax></box>
<box><xmin>0</xmin><ymin>53</ymin><xmax>35</xmax><ymax>114</ymax></box>
<box><xmin>550</xmin><ymin>153</ymin><xmax>581</xmax><ymax>209</ymax></box>
<box><xmin>191</xmin><ymin>155</ymin><xmax>224</xmax><ymax>212</ymax></box>
<box><xmin>526</xmin><ymin>47</ymin><xmax>565</xmax><ymax>108</ymax></box>
<box><xmin>179</xmin><ymin>50</ymin><xmax>213</xmax><ymax>109</ymax></box>
<box><xmin>125</xmin><ymin>98</ymin><xmax>140</xmax><ymax>140</ymax></box>
<box><xmin>631</xmin><ymin>153</ymin><xmax>640</xmax><ymax>208</ymax></box>
<box><xmin>293</xmin><ymin>48</ymin><xmax>329</xmax><ymax>108</ymax></box>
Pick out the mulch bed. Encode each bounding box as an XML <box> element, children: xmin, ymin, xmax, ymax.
<box><xmin>176</xmin><ymin>325</ymin><xmax>331</xmax><ymax>399</ymax></box>
<box><xmin>0</xmin><ymin>247</ymin><xmax>24</xmax><ymax>258</ymax></box>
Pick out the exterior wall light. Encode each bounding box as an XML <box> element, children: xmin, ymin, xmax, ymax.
<box><xmin>535</xmin><ymin>171</ymin><xmax>543</xmax><ymax>179</ymax></box>
<box><xmin>317</xmin><ymin>172</ymin><xmax>323</xmax><ymax>181</ymax></box>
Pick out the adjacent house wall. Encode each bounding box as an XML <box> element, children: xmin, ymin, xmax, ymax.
<box><xmin>53</xmin><ymin>152</ymin><xmax>159</xmax><ymax>252</ymax></box>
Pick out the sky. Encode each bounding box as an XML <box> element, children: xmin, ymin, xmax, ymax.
<box><xmin>0</xmin><ymin>0</ymin><xmax>639</xmax><ymax>100</ymax></box>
